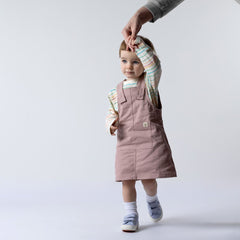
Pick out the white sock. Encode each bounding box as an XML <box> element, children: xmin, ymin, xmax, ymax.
<box><xmin>123</xmin><ymin>201</ymin><xmax>138</xmax><ymax>216</ymax></box>
<box><xmin>146</xmin><ymin>193</ymin><xmax>158</xmax><ymax>202</ymax></box>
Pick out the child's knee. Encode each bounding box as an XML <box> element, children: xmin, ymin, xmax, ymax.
<box><xmin>141</xmin><ymin>179</ymin><xmax>157</xmax><ymax>187</ymax></box>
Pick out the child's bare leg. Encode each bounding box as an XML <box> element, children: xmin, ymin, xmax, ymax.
<box><xmin>141</xmin><ymin>179</ymin><xmax>157</xmax><ymax>196</ymax></box>
<box><xmin>122</xmin><ymin>180</ymin><xmax>136</xmax><ymax>202</ymax></box>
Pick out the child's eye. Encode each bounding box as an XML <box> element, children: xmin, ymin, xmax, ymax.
<box><xmin>133</xmin><ymin>61</ymin><xmax>139</xmax><ymax>64</ymax></box>
<box><xmin>122</xmin><ymin>60</ymin><xmax>127</xmax><ymax>63</ymax></box>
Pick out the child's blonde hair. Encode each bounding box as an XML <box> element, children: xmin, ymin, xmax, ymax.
<box><xmin>119</xmin><ymin>35</ymin><xmax>156</xmax><ymax>57</ymax></box>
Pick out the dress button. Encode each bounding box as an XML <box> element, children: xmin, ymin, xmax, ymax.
<box><xmin>143</xmin><ymin>122</ymin><xmax>148</xmax><ymax>128</ymax></box>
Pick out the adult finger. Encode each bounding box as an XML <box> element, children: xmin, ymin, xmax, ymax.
<box><xmin>131</xmin><ymin>17</ymin><xmax>142</xmax><ymax>40</ymax></box>
<box><xmin>127</xmin><ymin>37</ymin><xmax>134</xmax><ymax>51</ymax></box>
<box><xmin>125</xmin><ymin>36</ymin><xmax>132</xmax><ymax>51</ymax></box>
<box><xmin>131</xmin><ymin>26</ymin><xmax>137</xmax><ymax>40</ymax></box>
<box><xmin>126</xmin><ymin>36</ymin><xmax>131</xmax><ymax>50</ymax></box>
<box><xmin>126</xmin><ymin>37</ymin><xmax>134</xmax><ymax>51</ymax></box>
<box><xmin>122</xmin><ymin>26</ymin><xmax>131</xmax><ymax>45</ymax></box>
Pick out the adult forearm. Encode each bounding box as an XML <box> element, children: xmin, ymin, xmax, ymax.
<box><xmin>134</xmin><ymin>6</ymin><xmax>154</xmax><ymax>25</ymax></box>
<box><xmin>143</xmin><ymin>0</ymin><xmax>185</xmax><ymax>23</ymax></box>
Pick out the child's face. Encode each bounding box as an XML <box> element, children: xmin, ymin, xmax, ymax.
<box><xmin>120</xmin><ymin>50</ymin><xmax>144</xmax><ymax>79</ymax></box>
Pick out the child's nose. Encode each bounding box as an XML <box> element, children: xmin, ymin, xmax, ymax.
<box><xmin>127</xmin><ymin>63</ymin><xmax>133</xmax><ymax>69</ymax></box>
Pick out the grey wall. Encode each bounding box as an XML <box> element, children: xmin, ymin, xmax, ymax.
<box><xmin>0</xmin><ymin>0</ymin><xmax>239</xmax><ymax>190</ymax></box>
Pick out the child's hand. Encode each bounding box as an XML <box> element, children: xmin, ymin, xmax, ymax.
<box><xmin>110</xmin><ymin>116</ymin><xmax>119</xmax><ymax>136</ymax></box>
<box><xmin>110</xmin><ymin>125</ymin><xmax>118</xmax><ymax>136</ymax></box>
<box><xmin>126</xmin><ymin>36</ymin><xmax>141</xmax><ymax>51</ymax></box>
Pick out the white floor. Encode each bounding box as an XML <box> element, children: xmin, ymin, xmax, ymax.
<box><xmin>0</xmin><ymin>180</ymin><xmax>239</xmax><ymax>240</ymax></box>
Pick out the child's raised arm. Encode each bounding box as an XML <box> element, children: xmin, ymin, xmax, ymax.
<box><xmin>134</xmin><ymin>36</ymin><xmax>162</xmax><ymax>107</ymax></box>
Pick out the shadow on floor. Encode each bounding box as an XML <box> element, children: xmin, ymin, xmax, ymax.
<box><xmin>139</xmin><ymin>216</ymin><xmax>240</xmax><ymax>231</ymax></box>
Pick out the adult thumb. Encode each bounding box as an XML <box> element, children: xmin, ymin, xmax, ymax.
<box><xmin>131</xmin><ymin>29</ymin><xmax>137</xmax><ymax>40</ymax></box>
<box><xmin>132</xmin><ymin>22</ymin><xmax>140</xmax><ymax>40</ymax></box>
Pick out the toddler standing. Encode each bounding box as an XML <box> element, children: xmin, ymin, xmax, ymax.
<box><xmin>105</xmin><ymin>35</ymin><xmax>177</xmax><ymax>232</ymax></box>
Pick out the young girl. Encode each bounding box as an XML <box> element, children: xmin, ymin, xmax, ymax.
<box><xmin>105</xmin><ymin>35</ymin><xmax>177</xmax><ymax>232</ymax></box>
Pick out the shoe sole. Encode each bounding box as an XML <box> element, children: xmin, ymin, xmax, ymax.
<box><xmin>150</xmin><ymin>212</ymin><xmax>163</xmax><ymax>222</ymax></box>
<box><xmin>121</xmin><ymin>224</ymin><xmax>139</xmax><ymax>232</ymax></box>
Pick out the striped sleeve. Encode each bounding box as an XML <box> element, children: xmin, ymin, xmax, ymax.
<box><xmin>134</xmin><ymin>36</ymin><xmax>162</xmax><ymax>108</ymax></box>
<box><xmin>105</xmin><ymin>88</ymin><xmax>118</xmax><ymax>135</ymax></box>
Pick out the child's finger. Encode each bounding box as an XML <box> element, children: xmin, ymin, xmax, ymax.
<box><xmin>110</xmin><ymin>129</ymin><xmax>117</xmax><ymax>135</ymax></box>
<box><xmin>127</xmin><ymin>44</ymin><xmax>133</xmax><ymax>52</ymax></box>
<box><xmin>126</xmin><ymin>36</ymin><xmax>134</xmax><ymax>51</ymax></box>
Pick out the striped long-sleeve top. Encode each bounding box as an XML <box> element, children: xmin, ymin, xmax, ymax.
<box><xmin>105</xmin><ymin>36</ymin><xmax>162</xmax><ymax>135</ymax></box>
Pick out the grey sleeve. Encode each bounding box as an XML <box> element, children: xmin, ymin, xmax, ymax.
<box><xmin>143</xmin><ymin>0</ymin><xmax>185</xmax><ymax>23</ymax></box>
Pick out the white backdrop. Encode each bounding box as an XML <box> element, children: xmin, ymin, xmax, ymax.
<box><xmin>0</xmin><ymin>0</ymin><xmax>239</xmax><ymax>186</ymax></box>
<box><xmin>0</xmin><ymin>1</ymin><xmax>240</xmax><ymax>239</ymax></box>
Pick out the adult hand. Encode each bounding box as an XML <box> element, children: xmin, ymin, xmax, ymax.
<box><xmin>122</xmin><ymin>7</ymin><xmax>153</xmax><ymax>51</ymax></box>
<box><xmin>121</xmin><ymin>15</ymin><xmax>142</xmax><ymax>51</ymax></box>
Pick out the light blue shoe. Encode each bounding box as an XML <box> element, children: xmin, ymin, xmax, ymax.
<box><xmin>121</xmin><ymin>213</ymin><xmax>139</xmax><ymax>232</ymax></box>
<box><xmin>147</xmin><ymin>199</ymin><xmax>163</xmax><ymax>222</ymax></box>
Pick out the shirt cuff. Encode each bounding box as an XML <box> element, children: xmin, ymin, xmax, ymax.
<box><xmin>143</xmin><ymin>2</ymin><xmax>163</xmax><ymax>23</ymax></box>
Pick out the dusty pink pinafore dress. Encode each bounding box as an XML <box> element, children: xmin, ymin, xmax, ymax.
<box><xmin>115</xmin><ymin>77</ymin><xmax>177</xmax><ymax>182</ymax></box>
